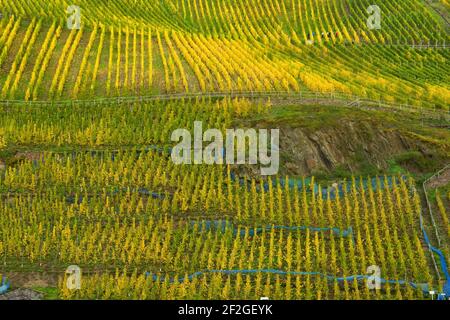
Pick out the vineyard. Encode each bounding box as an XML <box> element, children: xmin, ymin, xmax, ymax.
<box><xmin>0</xmin><ymin>1</ymin><xmax>448</xmax><ymax>108</ymax></box>
<box><xmin>0</xmin><ymin>0</ymin><xmax>449</xmax><ymax>301</ymax></box>
<box><xmin>0</xmin><ymin>99</ymin><xmax>448</xmax><ymax>300</ymax></box>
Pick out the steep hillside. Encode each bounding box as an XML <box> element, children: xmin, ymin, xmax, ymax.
<box><xmin>0</xmin><ymin>0</ymin><xmax>448</xmax><ymax>108</ymax></box>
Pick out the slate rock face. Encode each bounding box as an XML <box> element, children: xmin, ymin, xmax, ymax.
<box><xmin>0</xmin><ymin>288</ymin><xmax>44</xmax><ymax>300</ymax></box>
<box><xmin>234</xmin><ymin>116</ymin><xmax>441</xmax><ymax>178</ymax></box>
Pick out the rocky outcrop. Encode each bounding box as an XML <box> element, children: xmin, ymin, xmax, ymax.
<box><xmin>278</xmin><ymin>121</ymin><xmax>421</xmax><ymax>175</ymax></box>
<box><xmin>236</xmin><ymin>118</ymin><xmax>442</xmax><ymax>177</ymax></box>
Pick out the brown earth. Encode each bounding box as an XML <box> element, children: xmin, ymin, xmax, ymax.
<box><xmin>3</xmin><ymin>272</ymin><xmax>59</xmax><ymax>288</ymax></box>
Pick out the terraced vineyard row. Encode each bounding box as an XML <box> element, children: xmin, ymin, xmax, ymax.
<box><xmin>0</xmin><ymin>16</ymin><xmax>448</xmax><ymax>108</ymax></box>
<box><xmin>1</xmin><ymin>0</ymin><xmax>448</xmax><ymax>42</ymax></box>
<box><xmin>5</xmin><ymin>169</ymin><xmax>435</xmax><ymax>300</ymax></box>
<box><xmin>0</xmin><ymin>151</ymin><xmax>440</xmax><ymax>300</ymax></box>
